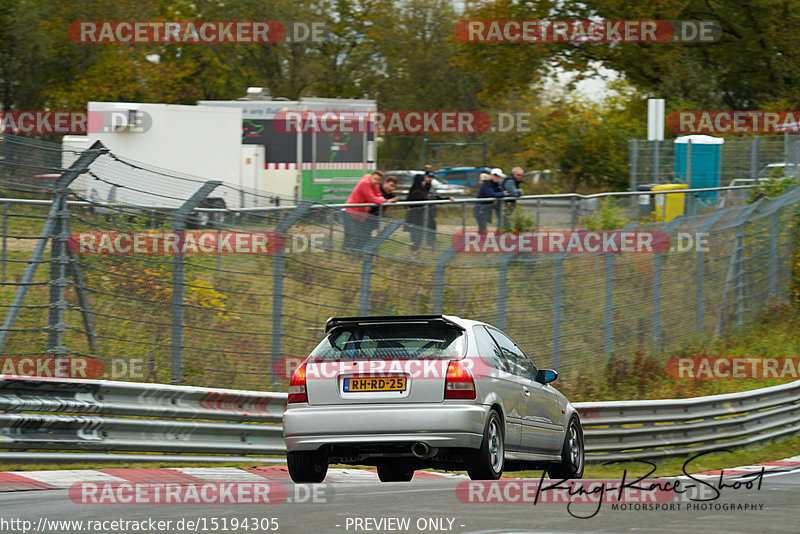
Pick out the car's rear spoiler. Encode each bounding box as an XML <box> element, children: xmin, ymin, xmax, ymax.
<box><xmin>324</xmin><ymin>315</ymin><xmax>465</xmax><ymax>334</ymax></box>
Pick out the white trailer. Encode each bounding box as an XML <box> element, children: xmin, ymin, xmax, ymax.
<box><xmin>70</xmin><ymin>102</ymin><xmax>243</xmax><ymax>209</ymax></box>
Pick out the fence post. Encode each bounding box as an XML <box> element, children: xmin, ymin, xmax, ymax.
<box><xmin>552</xmin><ymin>255</ymin><xmax>564</xmax><ymax>371</ymax></box>
<box><xmin>2</xmin><ymin>203</ymin><xmax>7</xmax><ymax>282</ymax></box>
<box><xmin>750</xmin><ymin>137</ymin><xmax>760</xmax><ymax>180</ymax></box>
<box><xmin>433</xmin><ymin>247</ymin><xmax>458</xmax><ymax>313</ymax></box>
<box><xmin>271</xmin><ymin>200</ymin><xmax>315</xmax><ymax>379</ymax></box>
<box><xmin>570</xmin><ymin>197</ymin><xmax>577</xmax><ymax>231</ymax></box>
<box><xmin>695</xmin><ymin>209</ymin><xmax>728</xmax><ymax>334</ymax></box>
<box><xmin>629</xmin><ymin>139</ymin><xmax>638</xmax><ymax>202</ymax></box>
<box><xmin>0</xmin><ymin>141</ymin><xmax>107</xmax><ymax>353</ymax></box>
<box><xmin>603</xmin><ymin>254</ymin><xmax>614</xmax><ymax>358</ymax></box>
<box><xmin>652</xmin><ymin>217</ymin><xmax>684</xmax><ymax>349</ymax></box>
<box><xmin>359</xmin><ymin>221</ymin><xmax>401</xmax><ymax>315</ymax></box>
<box><xmin>653</xmin><ymin>139</ymin><xmax>660</xmax><ymax>183</ymax></box>
<box><xmin>47</xmin><ymin>193</ymin><xmax>70</xmax><ymax>357</ymax></box>
<box><xmin>717</xmin><ymin>200</ymin><xmax>762</xmax><ymax>335</ymax></box>
<box><xmin>63</xmin><ymin>218</ymin><xmax>98</xmax><ymax>354</ymax></box>
<box><xmin>769</xmin><ymin>212</ymin><xmax>778</xmax><ymax>296</ymax></box>
<box><xmin>169</xmin><ymin>181</ymin><xmax>222</xmax><ymax>385</ymax></box>
<box><xmin>496</xmin><ymin>254</ymin><xmax>516</xmax><ymax>329</ymax></box>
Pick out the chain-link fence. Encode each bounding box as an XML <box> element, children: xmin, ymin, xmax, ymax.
<box><xmin>0</xmin><ymin>134</ymin><xmax>797</xmax><ymax>392</ymax></box>
<box><xmin>629</xmin><ymin>134</ymin><xmax>800</xmax><ymax>190</ymax></box>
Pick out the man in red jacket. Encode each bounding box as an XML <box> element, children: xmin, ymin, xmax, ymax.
<box><xmin>343</xmin><ymin>170</ymin><xmax>397</xmax><ymax>250</ymax></box>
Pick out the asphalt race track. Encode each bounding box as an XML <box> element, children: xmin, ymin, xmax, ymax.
<box><xmin>2</xmin><ymin>464</ymin><xmax>799</xmax><ymax>534</ymax></box>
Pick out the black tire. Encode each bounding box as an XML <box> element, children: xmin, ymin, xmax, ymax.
<box><xmin>377</xmin><ymin>463</ymin><xmax>415</xmax><ymax>482</ymax></box>
<box><xmin>466</xmin><ymin>410</ymin><xmax>504</xmax><ymax>480</ymax></box>
<box><xmin>547</xmin><ymin>416</ymin><xmax>584</xmax><ymax>480</ymax></box>
<box><xmin>287</xmin><ymin>450</ymin><xmax>328</xmax><ymax>483</ymax></box>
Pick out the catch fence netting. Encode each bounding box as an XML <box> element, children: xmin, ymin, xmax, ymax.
<box><xmin>0</xmin><ymin>134</ymin><xmax>797</xmax><ymax>391</ymax></box>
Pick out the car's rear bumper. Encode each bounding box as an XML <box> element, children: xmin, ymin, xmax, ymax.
<box><xmin>283</xmin><ymin>403</ymin><xmax>488</xmax><ymax>452</ymax></box>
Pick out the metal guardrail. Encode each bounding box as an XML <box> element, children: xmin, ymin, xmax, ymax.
<box><xmin>0</xmin><ymin>375</ymin><xmax>286</xmax><ymax>464</ymax></box>
<box><xmin>1</xmin><ymin>376</ymin><xmax>798</xmax><ymax>464</ymax></box>
<box><xmin>575</xmin><ymin>380</ymin><xmax>800</xmax><ymax>462</ymax></box>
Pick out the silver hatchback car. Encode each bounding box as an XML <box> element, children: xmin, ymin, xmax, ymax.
<box><xmin>283</xmin><ymin>315</ymin><xmax>584</xmax><ymax>483</ymax></box>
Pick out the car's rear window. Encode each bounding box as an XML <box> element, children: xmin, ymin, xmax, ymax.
<box><xmin>309</xmin><ymin>325</ymin><xmax>463</xmax><ymax>361</ymax></box>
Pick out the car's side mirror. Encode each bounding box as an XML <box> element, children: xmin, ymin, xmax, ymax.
<box><xmin>539</xmin><ymin>369</ymin><xmax>558</xmax><ymax>384</ymax></box>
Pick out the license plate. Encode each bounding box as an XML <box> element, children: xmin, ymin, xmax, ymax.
<box><xmin>343</xmin><ymin>377</ymin><xmax>407</xmax><ymax>392</ymax></box>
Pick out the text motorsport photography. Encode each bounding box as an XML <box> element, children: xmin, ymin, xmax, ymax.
<box><xmin>456</xmin><ymin>452</ymin><xmax>766</xmax><ymax>519</ymax></box>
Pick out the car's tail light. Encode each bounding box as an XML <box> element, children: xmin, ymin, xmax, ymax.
<box><xmin>288</xmin><ymin>363</ymin><xmax>308</xmax><ymax>404</ymax></box>
<box><xmin>445</xmin><ymin>360</ymin><xmax>476</xmax><ymax>399</ymax></box>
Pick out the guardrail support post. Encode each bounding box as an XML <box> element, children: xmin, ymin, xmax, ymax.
<box><xmin>0</xmin><ymin>141</ymin><xmax>107</xmax><ymax>354</ymax></box>
<box><xmin>552</xmin><ymin>255</ymin><xmax>564</xmax><ymax>371</ymax></box>
<box><xmin>271</xmin><ymin>200</ymin><xmax>315</xmax><ymax>380</ymax></box>
<box><xmin>359</xmin><ymin>221</ymin><xmax>401</xmax><ymax>315</ymax></box>
<box><xmin>170</xmin><ymin>181</ymin><xmax>222</xmax><ymax>384</ymax></box>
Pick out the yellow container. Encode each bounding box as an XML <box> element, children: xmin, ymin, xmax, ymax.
<box><xmin>651</xmin><ymin>183</ymin><xmax>688</xmax><ymax>221</ymax></box>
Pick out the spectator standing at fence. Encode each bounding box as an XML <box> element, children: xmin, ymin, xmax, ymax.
<box><xmin>474</xmin><ymin>168</ymin><xmax>508</xmax><ymax>232</ymax></box>
<box><xmin>365</xmin><ymin>175</ymin><xmax>399</xmax><ymax>236</ymax></box>
<box><xmin>502</xmin><ymin>167</ymin><xmax>524</xmax><ymax>212</ymax></box>
<box><xmin>343</xmin><ymin>170</ymin><xmax>396</xmax><ymax>251</ymax></box>
<box><xmin>405</xmin><ymin>171</ymin><xmax>453</xmax><ymax>251</ymax></box>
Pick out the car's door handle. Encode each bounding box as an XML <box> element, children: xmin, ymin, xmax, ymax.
<box><xmin>523</xmin><ymin>387</ymin><xmax>530</xmax><ymax>396</ymax></box>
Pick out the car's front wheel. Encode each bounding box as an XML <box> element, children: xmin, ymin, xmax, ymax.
<box><xmin>466</xmin><ymin>410</ymin><xmax>504</xmax><ymax>480</ymax></box>
<box><xmin>377</xmin><ymin>463</ymin><xmax>415</xmax><ymax>482</ymax></box>
<box><xmin>287</xmin><ymin>450</ymin><xmax>328</xmax><ymax>483</ymax></box>
<box><xmin>547</xmin><ymin>416</ymin><xmax>584</xmax><ymax>480</ymax></box>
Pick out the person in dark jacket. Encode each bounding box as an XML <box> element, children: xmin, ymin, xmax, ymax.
<box><xmin>474</xmin><ymin>168</ymin><xmax>509</xmax><ymax>232</ymax></box>
<box><xmin>405</xmin><ymin>171</ymin><xmax>452</xmax><ymax>250</ymax></box>
<box><xmin>502</xmin><ymin>167</ymin><xmax>524</xmax><ymax>212</ymax></box>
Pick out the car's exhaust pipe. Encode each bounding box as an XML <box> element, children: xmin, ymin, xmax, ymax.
<box><xmin>411</xmin><ymin>442</ymin><xmax>438</xmax><ymax>459</ymax></box>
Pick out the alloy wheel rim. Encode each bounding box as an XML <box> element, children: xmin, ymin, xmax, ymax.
<box><xmin>489</xmin><ymin>419</ymin><xmax>503</xmax><ymax>471</ymax></box>
<box><xmin>569</xmin><ymin>424</ymin><xmax>582</xmax><ymax>470</ymax></box>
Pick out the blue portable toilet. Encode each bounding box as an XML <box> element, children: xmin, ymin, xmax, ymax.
<box><xmin>674</xmin><ymin>135</ymin><xmax>724</xmax><ymax>205</ymax></box>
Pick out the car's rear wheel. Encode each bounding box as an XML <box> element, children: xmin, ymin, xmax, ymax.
<box><xmin>466</xmin><ymin>410</ymin><xmax>504</xmax><ymax>480</ymax></box>
<box><xmin>547</xmin><ymin>416</ymin><xmax>584</xmax><ymax>480</ymax></box>
<box><xmin>377</xmin><ymin>463</ymin><xmax>415</xmax><ymax>482</ymax></box>
<box><xmin>287</xmin><ymin>450</ymin><xmax>328</xmax><ymax>483</ymax></box>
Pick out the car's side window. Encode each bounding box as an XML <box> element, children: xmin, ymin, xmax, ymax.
<box><xmin>472</xmin><ymin>326</ymin><xmax>509</xmax><ymax>373</ymax></box>
<box><xmin>486</xmin><ymin>328</ymin><xmax>538</xmax><ymax>380</ymax></box>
